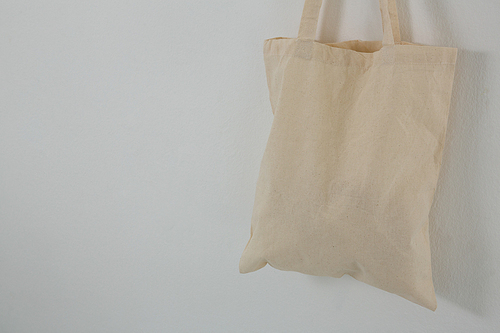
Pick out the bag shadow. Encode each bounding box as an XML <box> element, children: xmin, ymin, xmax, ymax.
<box><xmin>412</xmin><ymin>0</ymin><xmax>491</xmax><ymax>315</ymax></box>
<box><xmin>429</xmin><ymin>48</ymin><xmax>491</xmax><ymax>315</ymax></box>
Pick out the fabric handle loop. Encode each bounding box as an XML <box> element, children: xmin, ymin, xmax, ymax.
<box><xmin>297</xmin><ymin>0</ymin><xmax>324</xmax><ymax>40</ymax></box>
<box><xmin>298</xmin><ymin>0</ymin><xmax>401</xmax><ymax>45</ymax></box>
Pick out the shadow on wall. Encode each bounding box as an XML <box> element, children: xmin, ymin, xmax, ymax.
<box><xmin>424</xmin><ymin>2</ymin><xmax>491</xmax><ymax>316</ymax></box>
<box><xmin>405</xmin><ymin>0</ymin><xmax>493</xmax><ymax>316</ymax></box>
<box><xmin>314</xmin><ymin>0</ymin><xmax>491</xmax><ymax>315</ymax></box>
<box><xmin>399</xmin><ymin>0</ymin><xmax>490</xmax><ymax>315</ymax></box>
<box><xmin>431</xmin><ymin>50</ymin><xmax>490</xmax><ymax>316</ymax></box>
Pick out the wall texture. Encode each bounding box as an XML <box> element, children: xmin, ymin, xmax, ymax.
<box><xmin>1</xmin><ymin>1</ymin><xmax>499</xmax><ymax>332</ymax></box>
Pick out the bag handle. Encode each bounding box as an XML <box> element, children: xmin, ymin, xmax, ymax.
<box><xmin>298</xmin><ymin>0</ymin><xmax>401</xmax><ymax>46</ymax></box>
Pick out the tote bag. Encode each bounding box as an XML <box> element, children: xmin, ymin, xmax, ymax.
<box><xmin>239</xmin><ymin>0</ymin><xmax>457</xmax><ymax>310</ymax></box>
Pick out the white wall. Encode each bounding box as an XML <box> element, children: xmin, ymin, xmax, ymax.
<box><xmin>1</xmin><ymin>1</ymin><xmax>499</xmax><ymax>332</ymax></box>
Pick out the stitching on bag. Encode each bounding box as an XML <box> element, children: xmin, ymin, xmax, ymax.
<box><xmin>294</xmin><ymin>39</ymin><xmax>314</xmax><ymax>60</ymax></box>
<box><xmin>264</xmin><ymin>54</ymin><xmax>455</xmax><ymax>68</ymax></box>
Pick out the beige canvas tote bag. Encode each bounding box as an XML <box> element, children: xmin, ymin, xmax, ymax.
<box><xmin>239</xmin><ymin>0</ymin><xmax>457</xmax><ymax>310</ymax></box>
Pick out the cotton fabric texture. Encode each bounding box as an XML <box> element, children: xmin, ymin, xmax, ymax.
<box><xmin>239</xmin><ymin>0</ymin><xmax>457</xmax><ymax>310</ymax></box>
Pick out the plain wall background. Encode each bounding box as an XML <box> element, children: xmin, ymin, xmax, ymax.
<box><xmin>1</xmin><ymin>0</ymin><xmax>499</xmax><ymax>332</ymax></box>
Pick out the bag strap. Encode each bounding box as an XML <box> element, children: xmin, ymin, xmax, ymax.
<box><xmin>380</xmin><ymin>0</ymin><xmax>401</xmax><ymax>45</ymax></box>
<box><xmin>297</xmin><ymin>0</ymin><xmax>401</xmax><ymax>46</ymax></box>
